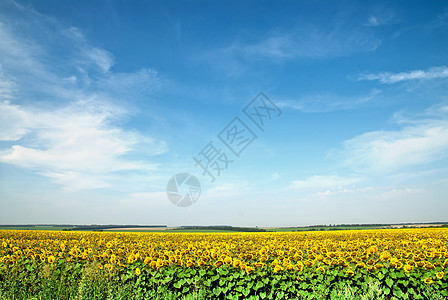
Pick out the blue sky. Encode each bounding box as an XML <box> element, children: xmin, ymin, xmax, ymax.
<box><xmin>0</xmin><ymin>0</ymin><xmax>447</xmax><ymax>226</ymax></box>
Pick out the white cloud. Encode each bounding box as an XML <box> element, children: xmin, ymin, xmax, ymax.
<box><xmin>202</xmin><ymin>21</ymin><xmax>382</xmax><ymax>77</ymax></box>
<box><xmin>379</xmin><ymin>187</ymin><xmax>423</xmax><ymax>199</ymax></box>
<box><xmin>0</xmin><ymin>5</ymin><xmax>122</xmax><ymax>103</ymax></box>
<box><xmin>339</xmin><ymin>104</ymin><xmax>448</xmax><ymax>174</ymax></box>
<box><xmin>0</xmin><ymin>20</ymin><xmax>57</xmax><ymax>88</ymax></box>
<box><xmin>364</xmin><ymin>11</ymin><xmax>394</xmax><ymax>27</ymax></box>
<box><xmin>0</xmin><ymin>2</ymin><xmax>168</xmax><ymax>190</ymax></box>
<box><xmin>97</xmin><ymin>68</ymin><xmax>163</xmax><ymax>95</ymax></box>
<box><xmin>42</xmin><ymin>171</ymin><xmax>111</xmax><ymax>190</ymax></box>
<box><xmin>0</xmin><ymin>101</ymin><xmax>30</xmax><ymax>141</ymax></box>
<box><xmin>82</xmin><ymin>47</ymin><xmax>115</xmax><ymax>73</ymax></box>
<box><xmin>271</xmin><ymin>172</ymin><xmax>280</xmax><ymax>180</ymax></box>
<box><xmin>219</xmin><ymin>26</ymin><xmax>381</xmax><ymax>61</ymax></box>
<box><xmin>313</xmin><ymin>186</ymin><xmax>374</xmax><ymax>198</ymax></box>
<box><xmin>204</xmin><ymin>181</ymin><xmax>250</xmax><ymax>200</ymax></box>
<box><xmin>311</xmin><ymin>186</ymin><xmax>423</xmax><ymax>201</ymax></box>
<box><xmin>0</xmin><ymin>67</ymin><xmax>16</xmax><ymax>99</ymax></box>
<box><xmin>357</xmin><ymin>66</ymin><xmax>448</xmax><ymax>84</ymax></box>
<box><xmin>366</xmin><ymin>16</ymin><xmax>380</xmax><ymax>26</ymax></box>
<box><xmin>0</xmin><ymin>100</ymin><xmax>166</xmax><ymax>189</ymax></box>
<box><xmin>277</xmin><ymin>89</ymin><xmax>380</xmax><ymax>112</ymax></box>
<box><xmin>62</xmin><ymin>26</ymin><xmax>115</xmax><ymax>74</ymax></box>
<box><xmin>289</xmin><ymin>104</ymin><xmax>447</xmax><ymax>201</ymax></box>
<box><xmin>291</xmin><ymin>175</ymin><xmax>363</xmax><ymax>190</ymax></box>
<box><xmin>120</xmin><ymin>192</ymin><xmax>169</xmax><ymax>208</ymax></box>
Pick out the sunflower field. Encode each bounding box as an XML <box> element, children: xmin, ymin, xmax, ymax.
<box><xmin>1</xmin><ymin>228</ymin><xmax>447</xmax><ymax>299</ymax></box>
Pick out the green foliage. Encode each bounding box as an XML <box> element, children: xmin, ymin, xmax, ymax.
<box><xmin>0</xmin><ymin>261</ymin><xmax>447</xmax><ymax>300</ymax></box>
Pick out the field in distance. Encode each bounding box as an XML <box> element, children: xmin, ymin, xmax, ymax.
<box><xmin>0</xmin><ymin>223</ymin><xmax>447</xmax><ymax>233</ymax></box>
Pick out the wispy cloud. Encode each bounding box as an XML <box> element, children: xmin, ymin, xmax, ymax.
<box><xmin>0</xmin><ymin>3</ymin><xmax>162</xmax><ymax>104</ymax></box>
<box><xmin>366</xmin><ymin>16</ymin><xmax>381</xmax><ymax>26</ymax></box>
<box><xmin>378</xmin><ymin>187</ymin><xmax>424</xmax><ymax>199</ymax></box>
<box><xmin>83</xmin><ymin>47</ymin><xmax>115</xmax><ymax>74</ymax></box>
<box><xmin>97</xmin><ymin>68</ymin><xmax>164</xmax><ymax>98</ymax></box>
<box><xmin>215</xmin><ymin>27</ymin><xmax>381</xmax><ymax>62</ymax></box>
<box><xmin>120</xmin><ymin>192</ymin><xmax>170</xmax><ymax>209</ymax></box>
<box><xmin>291</xmin><ymin>175</ymin><xmax>363</xmax><ymax>190</ymax></box>
<box><xmin>204</xmin><ymin>181</ymin><xmax>250</xmax><ymax>200</ymax></box>
<box><xmin>202</xmin><ymin>21</ymin><xmax>382</xmax><ymax>77</ymax></box>
<box><xmin>0</xmin><ymin>101</ymin><xmax>30</xmax><ymax>141</ymax></box>
<box><xmin>0</xmin><ymin>67</ymin><xmax>16</xmax><ymax>100</ymax></box>
<box><xmin>312</xmin><ymin>186</ymin><xmax>374</xmax><ymax>198</ymax></box>
<box><xmin>62</xmin><ymin>27</ymin><xmax>115</xmax><ymax>74</ymax></box>
<box><xmin>277</xmin><ymin>89</ymin><xmax>380</xmax><ymax>113</ymax></box>
<box><xmin>364</xmin><ymin>11</ymin><xmax>394</xmax><ymax>27</ymax></box>
<box><xmin>357</xmin><ymin>66</ymin><xmax>448</xmax><ymax>84</ymax></box>
<box><xmin>311</xmin><ymin>185</ymin><xmax>423</xmax><ymax>201</ymax></box>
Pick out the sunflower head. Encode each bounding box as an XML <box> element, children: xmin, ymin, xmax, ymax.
<box><xmin>47</xmin><ymin>255</ymin><xmax>56</xmax><ymax>264</ymax></box>
<box><xmin>232</xmin><ymin>259</ymin><xmax>241</xmax><ymax>268</ymax></box>
<box><xmin>214</xmin><ymin>260</ymin><xmax>223</xmax><ymax>268</ymax></box>
<box><xmin>346</xmin><ymin>269</ymin><xmax>355</xmax><ymax>276</ymax></box>
<box><xmin>274</xmin><ymin>265</ymin><xmax>283</xmax><ymax>273</ymax></box>
<box><xmin>295</xmin><ymin>262</ymin><xmax>304</xmax><ymax>272</ymax></box>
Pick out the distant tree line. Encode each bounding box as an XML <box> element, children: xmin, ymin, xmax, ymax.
<box><xmin>177</xmin><ymin>226</ymin><xmax>266</xmax><ymax>232</ymax></box>
<box><xmin>0</xmin><ymin>224</ymin><xmax>168</xmax><ymax>231</ymax></box>
<box><xmin>63</xmin><ymin>225</ymin><xmax>167</xmax><ymax>231</ymax></box>
<box><xmin>0</xmin><ymin>224</ymin><xmax>73</xmax><ymax>228</ymax></box>
<box><xmin>307</xmin><ymin>222</ymin><xmax>448</xmax><ymax>228</ymax></box>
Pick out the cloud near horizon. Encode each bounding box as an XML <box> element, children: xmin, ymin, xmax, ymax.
<box><xmin>339</xmin><ymin>104</ymin><xmax>448</xmax><ymax>174</ymax></box>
